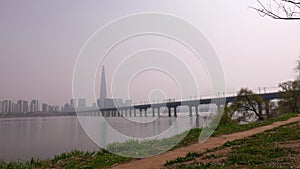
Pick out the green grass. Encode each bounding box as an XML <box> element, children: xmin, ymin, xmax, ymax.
<box><xmin>0</xmin><ymin>112</ymin><xmax>298</xmax><ymax>169</ymax></box>
<box><xmin>165</xmin><ymin>152</ymin><xmax>202</xmax><ymax>166</ymax></box>
<box><xmin>167</xmin><ymin>117</ymin><xmax>300</xmax><ymax>168</ymax></box>
<box><xmin>0</xmin><ymin>150</ymin><xmax>130</xmax><ymax>169</ymax></box>
<box><xmin>212</xmin><ymin>112</ymin><xmax>298</xmax><ymax>136</ymax></box>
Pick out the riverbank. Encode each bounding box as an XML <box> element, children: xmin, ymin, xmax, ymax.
<box><xmin>165</xmin><ymin>117</ymin><xmax>300</xmax><ymax>168</ymax></box>
<box><xmin>0</xmin><ymin>112</ymin><xmax>76</xmax><ymax>118</ymax></box>
<box><xmin>0</xmin><ymin>113</ymin><xmax>298</xmax><ymax>169</ymax></box>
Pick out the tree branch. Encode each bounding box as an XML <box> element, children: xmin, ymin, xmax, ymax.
<box><xmin>251</xmin><ymin>0</ymin><xmax>300</xmax><ymax>20</ymax></box>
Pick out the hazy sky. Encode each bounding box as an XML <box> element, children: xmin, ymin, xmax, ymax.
<box><xmin>1</xmin><ymin>0</ymin><xmax>300</xmax><ymax>105</ymax></box>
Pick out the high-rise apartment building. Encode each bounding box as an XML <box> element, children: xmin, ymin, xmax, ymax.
<box><xmin>30</xmin><ymin>100</ymin><xmax>39</xmax><ymax>112</ymax></box>
<box><xmin>42</xmin><ymin>103</ymin><xmax>48</xmax><ymax>112</ymax></box>
<box><xmin>2</xmin><ymin>100</ymin><xmax>12</xmax><ymax>113</ymax></box>
<box><xmin>17</xmin><ymin>100</ymin><xmax>28</xmax><ymax>113</ymax></box>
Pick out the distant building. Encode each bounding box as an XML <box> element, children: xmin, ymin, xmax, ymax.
<box><xmin>91</xmin><ymin>103</ymin><xmax>98</xmax><ymax>109</ymax></box>
<box><xmin>12</xmin><ymin>102</ymin><xmax>18</xmax><ymax>113</ymax></box>
<box><xmin>113</xmin><ymin>98</ymin><xmax>123</xmax><ymax>107</ymax></box>
<box><xmin>30</xmin><ymin>100</ymin><xmax>39</xmax><ymax>112</ymax></box>
<box><xmin>48</xmin><ymin>105</ymin><xmax>54</xmax><ymax>112</ymax></box>
<box><xmin>23</xmin><ymin>101</ymin><xmax>29</xmax><ymax>112</ymax></box>
<box><xmin>103</xmin><ymin>98</ymin><xmax>114</xmax><ymax>108</ymax></box>
<box><xmin>70</xmin><ymin>99</ymin><xmax>76</xmax><ymax>110</ymax></box>
<box><xmin>17</xmin><ymin>100</ymin><xmax>22</xmax><ymax>113</ymax></box>
<box><xmin>78</xmin><ymin>98</ymin><xmax>86</xmax><ymax>109</ymax></box>
<box><xmin>0</xmin><ymin>101</ymin><xmax>3</xmax><ymax>113</ymax></box>
<box><xmin>54</xmin><ymin>106</ymin><xmax>60</xmax><ymax>112</ymax></box>
<box><xmin>17</xmin><ymin>100</ymin><xmax>29</xmax><ymax>113</ymax></box>
<box><xmin>42</xmin><ymin>103</ymin><xmax>48</xmax><ymax>112</ymax></box>
<box><xmin>49</xmin><ymin>105</ymin><xmax>60</xmax><ymax>112</ymax></box>
<box><xmin>2</xmin><ymin>100</ymin><xmax>12</xmax><ymax>113</ymax></box>
<box><xmin>124</xmin><ymin>99</ymin><xmax>132</xmax><ymax>106</ymax></box>
<box><xmin>63</xmin><ymin>103</ymin><xmax>71</xmax><ymax>112</ymax></box>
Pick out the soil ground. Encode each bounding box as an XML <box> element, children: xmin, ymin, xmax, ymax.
<box><xmin>109</xmin><ymin>114</ymin><xmax>300</xmax><ymax>169</ymax></box>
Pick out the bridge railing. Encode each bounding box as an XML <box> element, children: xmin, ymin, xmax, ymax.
<box><xmin>131</xmin><ymin>86</ymin><xmax>281</xmax><ymax>107</ymax></box>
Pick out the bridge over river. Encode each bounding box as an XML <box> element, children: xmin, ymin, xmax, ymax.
<box><xmin>77</xmin><ymin>92</ymin><xmax>280</xmax><ymax>117</ymax></box>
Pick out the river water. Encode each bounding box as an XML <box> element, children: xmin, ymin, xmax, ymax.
<box><xmin>0</xmin><ymin>115</ymin><xmax>205</xmax><ymax>162</ymax></box>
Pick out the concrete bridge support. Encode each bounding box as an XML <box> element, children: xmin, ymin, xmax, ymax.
<box><xmin>158</xmin><ymin>108</ymin><xmax>160</xmax><ymax>117</ymax></box>
<box><xmin>167</xmin><ymin>106</ymin><xmax>178</xmax><ymax>117</ymax></box>
<box><xmin>174</xmin><ymin>106</ymin><xmax>178</xmax><ymax>117</ymax></box>
<box><xmin>188</xmin><ymin>105</ymin><xmax>198</xmax><ymax>116</ymax></box>
<box><xmin>129</xmin><ymin>109</ymin><xmax>132</xmax><ymax>117</ymax></box>
<box><xmin>139</xmin><ymin>109</ymin><xmax>142</xmax><ymax>117</ymax></box>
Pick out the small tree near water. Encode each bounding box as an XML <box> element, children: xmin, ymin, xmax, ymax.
<box><xmin>278</xmin><ymin>80</ymin><xmax>300</xmax><ymax>113</ymax></box>
<box><xmin>278</xmin><ymin>57</ymin><xmax>300</xmax><ymax>113</ymax></box>
<box><xmin>229</xmin><ymin>88</ymin><xmax>264</xmax><ymax>121</ymax></box>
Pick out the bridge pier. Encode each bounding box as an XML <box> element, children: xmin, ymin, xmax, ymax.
<box><xmin>167</xmin><ymin>106</ymin><xmax>178</xmax><ymax>117</ymax></box>
<box><xmin>189</xmin><ymin>106</ymin><xmax>192</xmax><ymax>117</ymax></box>
<box><xmin>144</xmin><ymin>108</ymin><xmax>148</xmax><ymax>117</ymax></box>
<box><xmin>152</xmin><ymin>108</ymin><xmax>155</xmax><ymax>117</ymax></box>
<box><xmin>134</xmin><ymin>109</ymin><xmax>136</xmax><ymax>117</ymax></box>
<box><xmin>216</xmin><ymin>104</ymin><xmax>222</xmax><ymax>113</ymax></box>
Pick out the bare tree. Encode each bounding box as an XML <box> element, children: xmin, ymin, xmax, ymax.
<box><xmin>251</xmin><ymin>0</ymin><xmax>300</xmax><ymax>20</ymax></box>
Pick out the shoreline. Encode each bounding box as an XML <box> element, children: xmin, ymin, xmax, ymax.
<box><xmin>0</xmin><ymin>112</ymin><xmax>76</xmax><ymax>118</ymax></box>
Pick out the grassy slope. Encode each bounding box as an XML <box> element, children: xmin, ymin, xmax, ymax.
<box><xmin>0</xmin><ymin>113</ymin><xmax>298</xmax><ymax>169</ymax></box>
<box><xmin>165</xmin><ymin>114</ymin><xmax>300</xmax><ymax>168</ymax></box>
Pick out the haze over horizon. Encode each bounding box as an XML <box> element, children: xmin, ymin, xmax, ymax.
<box><xmin>1</xmin><ymin>0</ymin><xmax>300</xmax><ymax>105</ymax></box>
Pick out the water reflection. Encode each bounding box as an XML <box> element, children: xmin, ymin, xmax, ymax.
<box><xmin>0</xmin><ymin>115</ymin><xmax>205</xmax><ymax>162</ymax></box>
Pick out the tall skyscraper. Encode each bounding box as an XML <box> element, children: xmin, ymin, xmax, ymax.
<box><xmin>98</xmin><ymin>66</ymin><xmax>107</xmax><ymax>108</ymax></box>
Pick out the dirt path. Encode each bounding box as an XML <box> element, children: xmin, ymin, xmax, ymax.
<box><xmin>110</xmin><ymin>115</ymin><xmax>300</xmax><ymax>169</ymax></box>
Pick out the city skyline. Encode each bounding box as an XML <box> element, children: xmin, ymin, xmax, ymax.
<box><xmin>0</xmin><ymin>66</ymin><xmax>133</xmax><ymax>114</ymax></box>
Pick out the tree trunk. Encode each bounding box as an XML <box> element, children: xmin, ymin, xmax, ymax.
<box><xmin>265</xmin><ymin>100</ymin><xmax>270</xmax><ymax>118</ymax></box>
